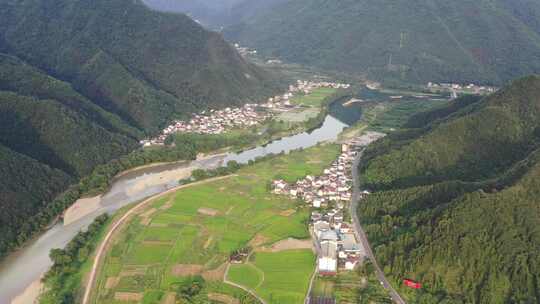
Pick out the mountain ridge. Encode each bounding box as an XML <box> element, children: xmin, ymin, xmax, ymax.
<box><xmin>358</xmin><ymin>75</ymin><xmax>540</xmax><ymax>303</ymax></box>
<box><xmin>224</xmin><ymin>0</ymin><xmax>540</xmax><ymax>85</ymax></box>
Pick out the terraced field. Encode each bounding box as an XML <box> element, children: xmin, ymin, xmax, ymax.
<box><xmin>92</xmin><ymin>144</ymin><xmax>339</xmax><ymax>304</ymax></box>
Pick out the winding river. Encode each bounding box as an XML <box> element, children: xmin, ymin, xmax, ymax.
<box><xmin>0</xmin><ymin>99</ymin><xmax>360</xmax><ymax>302</ymax></box>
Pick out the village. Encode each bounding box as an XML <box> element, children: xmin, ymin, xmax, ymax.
<box><xmin>272</xmin><ymin>142</ymin><xmax>368</xmax><ymax>276</ymax></box>
<box><xmin>140</xmin><ymin>80</ymin><xmax>350</xmax><ymax>146</ymax></box>
<box><xmin>427</xmin><ymin>81</ymin><xmax>497</xmax><ymax>95</ymax></box>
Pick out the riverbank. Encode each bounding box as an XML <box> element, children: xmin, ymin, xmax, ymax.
<box><xmin>62</xmin><ymin>152</ymin><xmax>231</xmax><ymax>227</ymax></box>
<box><xmin>11</xmin><ymin>276</ymin><xmax>43</xmax><ymax>304</ymax></box>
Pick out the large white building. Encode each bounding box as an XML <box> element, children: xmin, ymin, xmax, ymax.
<box><xmin>319</xmin><ymin>240</ymin><xmax>338</xmax><ymax>275</ymax></box>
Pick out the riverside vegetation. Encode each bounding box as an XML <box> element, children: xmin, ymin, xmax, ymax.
<box><xmin>358</xmin><ymin>76</ymin><xmax>540</xmax><ymax>303</ymax></box>
<box><xmin>40</xmin><ymin>214</ymin><xmax>110</xmax><ymax>304</ymax></box>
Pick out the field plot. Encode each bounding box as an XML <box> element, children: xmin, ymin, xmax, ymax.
<box><xmin>367</xmin><ymin>99</ymin><xmax>447</xmax><ymax>132</ymax></box>
<box><xmin>310</xmin><ymin>266</ymin><xmax>393</xmax><ymax>304</ymax></box>
<box><xmin>253</xmin><ymin>250</ymin><xmax>315</xmax><ymax>304</ymax></box>
<box><xmin>277</xmin><ymin>108</ymin><xmax>320</xmax><ymax>123</ymax></box>
<box><xmin>228</xmin><ymin>264</ymin><xmax>264</xmax><ymax>290</ymax></box>
<box><xmin>291</xmin><ymin>88</ymin><xmax>337</xmax><ymax>107</ymax></box>
<box><xmin>92</xmin><ymin>144</ymin><xmax>339</xmax><ymax>304</ymax></box>
<box><xmin>229</xmin><ymin>250</ymin><xmax>315</xmax><ymax>304</ymax></box>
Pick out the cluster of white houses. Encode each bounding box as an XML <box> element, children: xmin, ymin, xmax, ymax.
<box><xmin>233</xmin><ymin>43</ymin><xmax>258</xmax><ymax>57</ymax></box>
<box><xmin>312</xmin><ymin>209</ymin><xmax>365</xmax><ymax>275</ymax></box>
<box><xmin>140</xmin><ymin>80</ymin><xmax>351</xmax><ymax>146</ymax></box>
<box><xmin>261</xmin><ymin>80</ymin><xmax>351</xmax><ymax>110</ymax></box>
<box><xmin>140</xmin><ymin>104</ymin><xmax>269</xmax><ymax>146</ymax></box>
<box><xmin>272</xmin><ymin>143</ymin><xmax>366</xmax><ymax>275</ymax></box>
<box><xmin>427</xmin><ymin>82</ymin><xmax>497</xmax><ymax>95</ymax></box>
<box><xmin>272</xmin><ymin>144</ymin><xmax>357</xmax><ymax>208</ymax></box>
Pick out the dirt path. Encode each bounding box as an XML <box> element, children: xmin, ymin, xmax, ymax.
<box><xmin>81</xmin><ymin>175</ymin><xmax>237</xmax><ymax>304</ymax></box>
<box><xmin>223</xmin><ymin>263</ymin><xmax>266</xmax><ymax>304</ymax></box>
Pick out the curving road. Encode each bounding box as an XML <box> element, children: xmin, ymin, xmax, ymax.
<box><xmin>350</xmin><ymin>150</ymin><xmax>406</xmax><ymax>304</ymax></box>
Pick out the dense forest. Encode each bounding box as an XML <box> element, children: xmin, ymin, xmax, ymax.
<box><xmin>224</xmin><ymin>0</ymin><xmax>540</xmax><ymax>85</ymax></box>
<box><xmin>0</xmin><ymin>0</ymin><xmax>280</xmax><ymax>259</ymax></box>
<box><xmin>0</xmin><ymin>0</ymin><xmax>279</xmax><ymax>131</ymax></box>
<box><xmin>357</xmin><ymin>76</ymin><xmax>540</xmax><ymax>303</ymax></box>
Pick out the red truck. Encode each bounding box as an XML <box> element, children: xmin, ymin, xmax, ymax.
<box><xmin>403</xmin><ymin>279</ymin><xmax>422</xmax><ymax>289</ymax></box>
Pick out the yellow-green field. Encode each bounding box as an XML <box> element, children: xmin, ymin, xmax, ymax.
<box><xmin>229</xmin><ymin>250</ymin><xmax>315</xmax><ymax>303</ymax></box>
<box><xmin>291</xmin><ymin>87</ymin><xmax>338</xmax><ymax>107</ymax></box>
<box><xmin>92</xmin><ymin>144</ymin><xmax>340</xmax><ymax>304</ymax></box>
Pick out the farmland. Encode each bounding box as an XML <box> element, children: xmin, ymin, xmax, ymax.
<box><xmin>229</xmin><ymin>250</ymin><xmax>316</xmax><ymax>304</ymax></box>
<box><xmin>91</xmin><ymin>144</ymin><xmax>340</xmax><ymax>303</ymax></box>
<box><xmin>310</xmin><ymin>263</ymin><xmax>393</xmax><ymax>304</ymax></box>
<box><xmin>291</xmin><ymin>87</ymin><xmax>338</xmax><ymax>107</ymax></box>
<box><xmin>366</xmin><ymin>99</ymin><xmax>447</xmax><ymax>132</ymax></box>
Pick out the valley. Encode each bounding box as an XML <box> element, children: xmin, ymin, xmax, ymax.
<box><xmin>0</xmin><ymin>81</ymin><xmax>349</xmax><ymax>302</ymax></box>
<box><xmin>65</xmin><ymin>92</ymin><xmax>457</xmax><ymax>304</ymax></box>
<box><xmin>2</xmin><ymin>1</ymin><xmax>540</xmax><ymax>304</ymax></box>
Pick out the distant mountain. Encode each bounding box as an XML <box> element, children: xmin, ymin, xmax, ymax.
<box><xmin>225</xmin><ymin>0</ymin><xmax>540</xmax><ymax>85</ymax></box>
<box><xmin>358</xmin><ymin>76</ymin><xmax>540</xmax><ymax>303</ymax></box>
<box><xmin>141</xmin><ymin>0</ymin><xmax>287</xmax><ymax>29</ymax></box>
<box><xmin>141</xmin><ymin>0</ymin><xmax>245</xmax><ymax>27</ymax></box>
<box><xmin>0</xmin><ymin>0</ymin><xmax>278</xmax><ymax>258</ymax></box>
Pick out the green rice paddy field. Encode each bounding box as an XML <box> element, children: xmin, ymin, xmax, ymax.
<box><xmin>291</xmin><ymin>87</ymin><xmax>337</xmax><ymax>107</ymax></box>
<box><xmin>92</xmin><ymin>144</ymin><xmax>339</xmax><ymax>304</ymax></box>
<box><xmin>229</xmin><ymin>250</ymin><xmax>315</xmax><ymax>303</ymax></box>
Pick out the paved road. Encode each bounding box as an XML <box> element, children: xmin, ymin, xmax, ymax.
<box><xmin>350</xmin><ymin>151</ymin><xmax>406</xmax><ymax>304</ymax></box>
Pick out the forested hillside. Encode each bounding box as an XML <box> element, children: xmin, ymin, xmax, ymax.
<box><xmin>0</xmin><ymin>0</ymin><xmax>277</xmax><ymax>131</ymax></box>
<box><xmin>0</xmin><ymin>0</ymin><xmax>279</xmax><ymax>259</ymax></box>
<box><xmin>225</xmin><ymin>0</ymin><xmax>540</xmax><ymax>85</ymax></box>
<box><xmin>358</xmin><ymin>76</ymin><xmax>540</xmax><ymax>303</ymax></box>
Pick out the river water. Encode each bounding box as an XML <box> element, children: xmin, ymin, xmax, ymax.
<box><xmin>0</xmin><ymin>104</ymin><xmax>355</xmax><ymax>302</ymax></box>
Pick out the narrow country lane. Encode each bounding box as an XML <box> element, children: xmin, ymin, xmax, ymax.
<box><xmin>351</xmin><ymin>151</ymin><xmax>406</xmax><ymax>304</ymax></box>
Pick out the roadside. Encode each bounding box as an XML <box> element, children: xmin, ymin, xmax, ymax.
<box><xmin>351</xmin><ymin>151</ymin><xmax>406</xmax><ymax>304</ymax></box>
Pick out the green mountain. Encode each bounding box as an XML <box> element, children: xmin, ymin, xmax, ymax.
<box><xmin>0</xmin><ymin>0</ymin><xmax>278</xmax><ymax>258</ymax></box>
<box><xmin>358</xmin><ymin>76</ymin><xmax>540</xmax><ymax>303</ymax></box>
<box><xmin>0</xmin><ymin>0</ymin><xmax>278</xmax><ymax>131</ymax></box>
<box><xmin>225</xmin><ymin>0</ymin><xmax>540</xmax><ymax>85</ymax></box>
